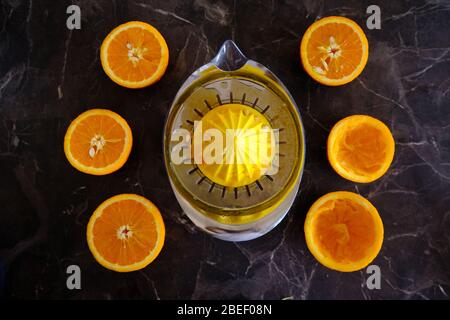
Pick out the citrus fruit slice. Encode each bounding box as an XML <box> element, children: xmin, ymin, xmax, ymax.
<box><xmin>195</xmin><ymin>104</ymin><xmax>275</xmax><ymax>188</ymax></box>
<box><xmin>327</xmin><ymin>115</ymin><xmax>395</xmax><ymax>183</ymax></box>
<box><xmin>100</xmin><ymin>21</ymin><xmax>169</xmax><ymax>88</ymax></box>
<box><xmin>300</xmin><ymin>16</ymin><xmax>369</xmax><ymax>86</ymax></box>
<box><xmin>304</xmin><ymin>191</ymin><xmax>384</xmax><ymax>272</ymax></box>
<box><xmin>87</xmin><ymin>194</ymin><xmax>165</xmax><ymax>272</ymax></box>
<box><xmin>64</xmin><ymin>109</ymin><xmax>133</xmax><ymax>175</ymax></box>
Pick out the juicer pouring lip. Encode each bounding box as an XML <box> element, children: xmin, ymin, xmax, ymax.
<box><xmin>212</xmin><ymin>40</ymin><xmax>248</xmax><ymax>72</ymax></box>
<box><xmin>172</xmin><ymin>40</ymin><xmax>249</xmax><ymax>100</ymax></box>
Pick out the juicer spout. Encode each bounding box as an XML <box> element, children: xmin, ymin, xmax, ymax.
<box><xmin>212</xmin><ymin>40</ymin><xmax>248</xmax><ymax>71</ymax></box>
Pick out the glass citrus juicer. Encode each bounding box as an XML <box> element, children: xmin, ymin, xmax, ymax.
<box><xmin>163</xmin><ymin>40</ymin><xmax>305</xmax><ymax>241</ymax></box>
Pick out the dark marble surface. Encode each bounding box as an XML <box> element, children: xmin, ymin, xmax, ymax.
<box><xmin>0</xmin><ymin>0</ymin><xmax>449</xmax><ymax>300</ymax></box>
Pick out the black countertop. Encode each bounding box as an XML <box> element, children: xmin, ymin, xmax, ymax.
<box><xmin>0</xmin><ymin>0</ymin><xmax>449</xmax><ymax>299</ymax></box>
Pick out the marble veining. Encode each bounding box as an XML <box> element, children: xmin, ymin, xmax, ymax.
<box><xmin>0</xmin><ymin>0</ymin><xmax>449</xmax><ymax>299</ymax></box>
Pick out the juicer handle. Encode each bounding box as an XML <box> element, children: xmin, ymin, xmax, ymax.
<box><xmin>211</xmin><ymin>40</ymin><xmax>248</xmax><ymax>72</ymax></box>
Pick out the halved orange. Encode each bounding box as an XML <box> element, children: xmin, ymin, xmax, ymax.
<box><xmin>300</xmin><ymin>16</ymin><xmax>369</xmax><ymax>86</ymax></box>
<box><xmin>87</xmin><ymin>194</ymin><xmax>165</xmax><ymax>272</ymax></box>
<box><xmin>64</xmin><ymin>109</ymin><xmax>132</xmax><ymax>175</ymax></box>
<box><xmin>100</xmin><ymin>21</ymin><xmax>169</xmax><ymax>89</ymax></box>
<box><xmin>327</xmin><ymin>115</ymin><xmax>395</xmax><ymax>183</ymax></box>
<box><xmin>304</xmin><ymin>191</ymin><xmax>384</xmax><ymax>272</ymax></box>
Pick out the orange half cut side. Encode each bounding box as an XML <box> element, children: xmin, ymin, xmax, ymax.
<box><xmin>86</xmin><ymin>194</ymin><xmax>165</xmax><ymax>272</ymax></box>
<box><xmin>300</xmin><ymin>16</ymin><xmax>369</xmax><ymax>86</ymax></box>
<box><xmin>327</xmin><ymin>115</ymin><xmax>395</xmax><ymax>183</ymax></box>
<box><xmin>100</xmin><ymin>21</ymin><xmax>169</xmax><ymax>88</ymax></box>
<box><xmin>304</xmin><ymin>191</ymin><xmax>384</xmax><ymax>272</ymax></box>
<box><xmin>64</xmin><ymin>109</ymin><xmax>133</xmax><ymax>175</ymax></box>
